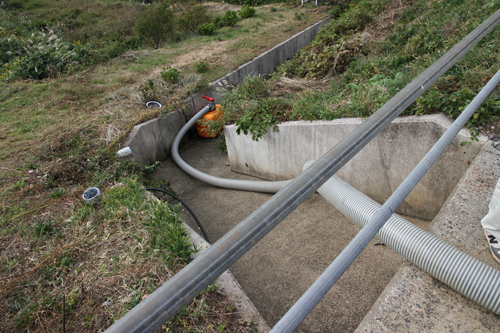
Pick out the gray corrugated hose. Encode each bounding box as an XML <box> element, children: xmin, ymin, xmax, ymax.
<box><xmin>311</xmin><ymin>169</ymin><xmax>500</xmax><ymax>315</ymax></box>
<box><xmin>171</xmin><ymin>104</ymin><xmax>291</xmax><ymax>193</ymax></box>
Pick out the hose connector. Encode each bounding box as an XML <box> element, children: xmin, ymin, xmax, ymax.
<box><xmin>202</xmin><ymin>96</ymin><xmax>216</xmax><ymax>111</ymax></box>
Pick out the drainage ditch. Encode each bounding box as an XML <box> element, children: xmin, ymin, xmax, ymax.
<box><xmin>153</xmin><ymin>114</ymin><xmax>483</xmax><ymax>331</ymax></box>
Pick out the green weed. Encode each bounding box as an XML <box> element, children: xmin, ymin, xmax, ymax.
<box><xmin>194</xmin><ymin>61</ymin><xmax>209</xmax><ymax>73</ymax></box>
<box><xmin>50</xmin><ymin>187</ymin><xmax>65</xmax><ymax>198</ymax></box>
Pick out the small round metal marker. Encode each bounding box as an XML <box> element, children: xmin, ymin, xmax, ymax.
<box><xmin>146</xmin><ymin>100</ymin><xmax>162</xmax><ymax>108</ymax></box>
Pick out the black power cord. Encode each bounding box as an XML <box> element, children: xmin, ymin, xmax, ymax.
<box><xmin>145</xmin><ymin>187</ymin><xmax>210</xmax><ymax>244</ymax></box>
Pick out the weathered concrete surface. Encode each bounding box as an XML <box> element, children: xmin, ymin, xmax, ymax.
<box><xmin>355</xmin><ymin>143</ymin><xmax>500</xmax><ymax>333</ymax></box>
<box><xmin>153</xmin><ymin>138</ymin><xmax>429</xmax><ymax>332</ymax></box>
<box><xmin>215</xmin><ymin>17</ymin><xmax>331</xmax><ymax>87</ymax></box>
<box><xmin>184</xmin><ymin>223</ymin><xmax>270</xmax><ymax>332</ymax></box>
<box><xmin>225</xmin><ymin>114</ymin><xmax>486</xmax><ymax>220</ymax></box>
<box><xmin>123</xmin><ymin>111</ymin><xmax>187</xmax><ymax>165</ymax></box>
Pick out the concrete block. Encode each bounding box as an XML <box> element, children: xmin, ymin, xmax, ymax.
<box><xmin>123</xmin><ymin>111</ymin><xmax>187</xmax><ymax>165</ymax></box>
<box><xmin>224</xmin><ymin>114</ymin><xmax>486</xmax><ymax>220</ymax></box>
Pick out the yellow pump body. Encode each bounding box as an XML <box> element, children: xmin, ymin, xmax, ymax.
<box><xmin>196</xmin><ymin>104</ymin><xmax>223</xmax><ymax>138</ymax></box>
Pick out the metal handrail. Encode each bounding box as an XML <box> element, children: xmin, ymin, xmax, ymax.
<box><xmin>271</xmin><ymin>69</ymin><xmax>500</xmax><ymax>332</ymax></box>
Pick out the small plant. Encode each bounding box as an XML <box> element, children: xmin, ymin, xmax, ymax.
<box><xmin>13</xmin><ymin>179</ymin><xmax>26</xmax><ymax>190</ymax></box>
<box><xmin>50</xmin><ymin>187</ymin><xmax>66</xmax><ymax>198</ymax></box>
<box><xmin>294</xmin><ymin>12</ymin><xmax>304</xmax><ymax>20</ymax></box>
<box><xmin>160</xmin><ymin>67</ymin><xmax>180</xmax><ymax>84</ymax></box>
<box><xmin>141</xmin><ymin>79</ymin><xmax>157</xmax><ymax>100</ymax></box>
<box><xmin>176</xmin><ymin>5</ymin><xmax>211</xmax><ymax>34</ymax></box>
<box><xmin>33</xmin><ymin>219</ymin><xmax>55</xmax><ymax>238</ymax></box>
<box><xmin>221</xmin><ymin>10</ymin><xmax>239</xmax><ymax>27</ymax></box>
<box><xmin>194</xmin><ymin>61</ymin><xmax>208</xmax><ymax>73</ymax></box>
<box><xmin>197</xmin><ymin>22</ymin><xmax>216</xmax><ymax>36</ymax></box>
<box><xmin>329</xmin><ymin>5</ymin><xmax>342</xmax><ymax>18</ymax></box>
<box><xmin>270</xmin><ymin>7</ymin><xmax>277</xmax><ymax>13</ymax></box>
<box><xmin>239</xmin><ymin>5</ymin><xmax>256</xmax><ymax>19</ymax></box>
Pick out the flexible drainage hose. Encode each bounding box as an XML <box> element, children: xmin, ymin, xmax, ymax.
<box><xmin>171</xmin><ymin>104</ymin><xmax>291</xmax><ymax>193</ymax></box>
<box><xmin>314</xmin><ymin>172</ymin><xmax>500</xmax><ymax>315</ymax></box>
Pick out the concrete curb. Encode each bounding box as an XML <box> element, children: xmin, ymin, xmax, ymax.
<box><xmin>355</xmin><ymin>142</ymin><xmax>500</xmax><ymax>332</ymax></box>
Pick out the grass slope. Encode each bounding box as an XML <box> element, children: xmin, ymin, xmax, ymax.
<box><xmin>0</xmin><ymin>2</ymin><xmax>329</xmax><ymax>331</ymax></box>
<box><xmin>221</xmin><ymin>0</ymin><xmax>500</xmax><ymax>142</ymax></box>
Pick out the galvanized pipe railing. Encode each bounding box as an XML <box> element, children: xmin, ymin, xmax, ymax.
<box><xmin>104</xmin><ymin>9</ymin><xmax>500</xmax><ymax>333</ymax></box>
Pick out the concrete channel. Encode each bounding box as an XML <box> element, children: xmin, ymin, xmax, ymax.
<box><xmin>120</xmin><ymin>16</ymin><xmax>500</xmax><ymax>333</ymax></box>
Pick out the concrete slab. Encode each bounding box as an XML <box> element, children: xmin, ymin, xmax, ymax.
<box><xmin>153</xmin><ymin>138</ymin><xmax>429</xmax><ymax>332</ymax></box>
<box><xmin>355</xmin><ymin>142</ymin><xmax>500</xmax><ymax>332</ymax></box>
<box><xmin>225</xmin><ymin>114</ymin><xmax>486</xmax><ymax>220</ymax></box>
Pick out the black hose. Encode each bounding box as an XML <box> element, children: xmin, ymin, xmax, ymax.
<box><xmin>146</xmin><ymin>187</ymin><xmax>210</xmax><ymax>244</ymax></box>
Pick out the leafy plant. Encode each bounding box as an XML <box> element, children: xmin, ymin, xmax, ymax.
<box><xmin>329</xmin><ymin>5</ymin><xmax>341</xmax><ymax>18</ymax></box>
<box><xmin>194</xmin><ymin>61</ymin><xmax>208</xmax><ymax>73</ymax></box>
<box><xmin>197</xmin><ymin>22</ymin><xmax>216</xmax><ymax>36</ymax></box>
<box><xmin>50</xmin><ymin>187</ymin><xmax>65</xmax><ymax>198</ymax></box>
<box><xmin>141</xmin><ymin>79</ymin><xmax>157</xmax><ymax>100</ymax></box>
<box><xmin>221</xmin><ymin>10</ymin><xmax>239</xmax><ymax>27</ymax></box>
<box><xmin>239</xmin><ymin>5</ymin><xmax>256</xmax><ymax>19</ymax></box>
<box><xmin>160</xmin><ymin>67</ymin><xmax>180</xmax><ymax>84</ymax></box>
<box><xmin>33</xmin><ymin>218</ymin><xmax>60</xmax><ymax>239</ymax></box>
<box><xmin>176</xmin><ymin>4</ymin><xmax>211</xmax><ymax>34</ymax></box>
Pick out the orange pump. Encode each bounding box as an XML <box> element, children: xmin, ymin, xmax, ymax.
<box><xmin>196</xmin><ymin>104</ymin><xmax>224</xmax><ymax>138</ymax></box>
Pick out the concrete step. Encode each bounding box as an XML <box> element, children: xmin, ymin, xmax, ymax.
<box><xmin>356</xmin><ymin>143</ymin><xmax>500</xmax><ymax>332</ymax></box>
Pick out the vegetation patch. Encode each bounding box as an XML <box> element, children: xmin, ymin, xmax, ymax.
<box><xmin>221</xmin><ymin>0</ymin><xmax>500</xmax><ymax>141</ymax></box>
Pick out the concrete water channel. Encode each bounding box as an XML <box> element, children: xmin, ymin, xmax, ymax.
<box><xmin>153</xmin><ymin>138</ymin><xmax>424</xmax><ymax>332</ymax></box>
<box><xmin>151</xmin><ymin>114</ymin><xmax>496</xmax><ymax>332</ymax></box>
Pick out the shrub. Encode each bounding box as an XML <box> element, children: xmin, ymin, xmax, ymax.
<box><xmin>329</xmin><ymin>6</ymin><xmax>341</xmax><ymax>18</ymax></box>
<box><xmin>239</xmin><ymin>5</ymin><xmax>256</xmax><ymax>19</ymax></box>
<box><xmin>160</xmin><ymin>67</ymin><xmax>179</xmax><ymax>84</ymax></box>
<box><xmin>197</xmin><ymin>22</ymin><xmax>216</xmax><ymax>36</ymax></box>
<box><xmin>221</xmin><ymin>10</ymin><xmax>239</xmax><ymax>27</ymax></box>
<box><xmin>194</xmin><ymin>61</ymin><xmax>208</xmax><ymax>73</ymax></box>
<box><xmin>270</xmin><ymin>7</ymin><xmax>277</xmax><ymax>12</ymax></box>
<box><xmin>136</xmin><ymin>2</ymin><xmax>175</xmax><ymax>49</ymax></box>
<box><xmin>176</xmin><ymin>4</ymin><xmax>211</xmax><ymax>34</ymax></box>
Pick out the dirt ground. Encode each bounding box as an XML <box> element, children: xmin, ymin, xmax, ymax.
<box><xmin>154</xmin><ymin>137</ymin><xmax>429</xmax><ymax>332</ymax></box>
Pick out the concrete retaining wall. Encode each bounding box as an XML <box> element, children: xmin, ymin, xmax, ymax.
<box><xmin>224</xmin><ymin>114</ymin><xmax>486</xmax><ymax>220</ymax></box>
<box><xmin>215</xmin><ymin>17</ymin><xmax>331</xmax><ymax>87</ymax></box>
<box><xmin>123</xmin><ymin>111</ymin><xmax>187</xmax><ymax>165</ymax></box>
